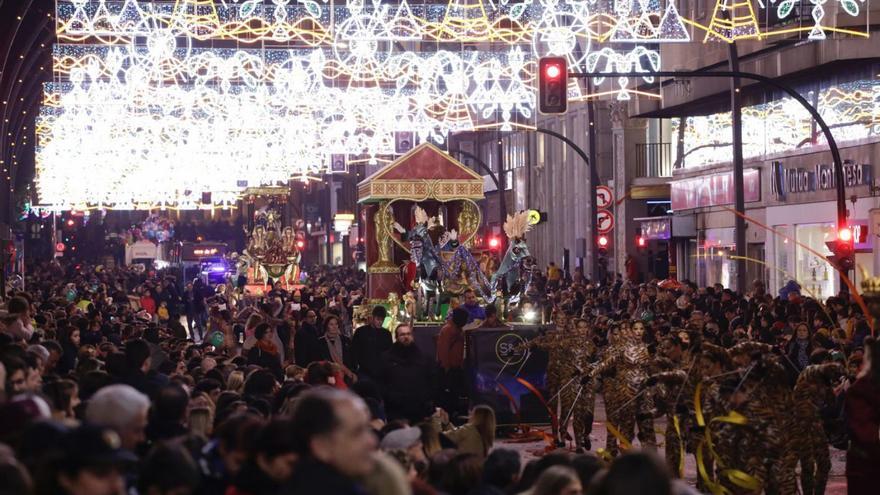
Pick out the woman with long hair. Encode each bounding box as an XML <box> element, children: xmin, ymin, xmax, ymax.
<box><xmin>317</xmin><ymin>315</ymin><xmax>356</xmax><ymax>382</ymax></box>
<box><xmin>441</xmin><ymin>405</ymin><xmax>496</xmax><ymax>459</ymax></box>
<box><xmin>243</xmin><ymin>313</ymin><xmax>264</xmax><ymax>344</ymax></box>
<box><xmin>844</xmin><ymin>336</ymin><xmax>880</xmax><ymax>495</ymax></box>
<box><xmin>56</xmin><ymin>325</ymin><xmax>81</xmax><ymax>375</ymax></box>
<box><xmin>786</xmin><ymin>322</ymin><xmax>814</xmax><ymax>374</ymax></box>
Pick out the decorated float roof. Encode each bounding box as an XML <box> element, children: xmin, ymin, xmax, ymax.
<box><xmin>358</xmin><ymin>143</ymin><xmax>484</xmax><ymax>203</ymax></box>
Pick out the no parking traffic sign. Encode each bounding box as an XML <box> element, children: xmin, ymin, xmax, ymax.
<box><xmin>596</xmin><ymin>186</ymin><xmax>613</xmax><ymax>209</ymax></box>
<box><xmin>597</xmin><ymin>209</ymin><xmax>614</xmax><ymax>234</ymax></box>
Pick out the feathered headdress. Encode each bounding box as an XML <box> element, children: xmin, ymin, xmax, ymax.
<box><xmin>503</xmin><ymin>211</ymin><xmax>531</xmax><ymax>240</ymax></box>
<box><xmin>413</xmin><ymin>206</ymin><xmax>429</xmax><ymax>225</ymax></box>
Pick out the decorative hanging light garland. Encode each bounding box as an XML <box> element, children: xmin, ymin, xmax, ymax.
<box><xmin>35</xmin><ymin>0</ymin><xmax>867</xmax><ymax>209</ymax></box>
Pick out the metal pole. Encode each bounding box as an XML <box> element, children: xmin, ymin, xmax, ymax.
<box><xmin>531</xmin><ymin>128</ymin><xmax>599</xmax><ymax>280</ymax></box>
<box><xmin>728</xmin><ymin>43</ymin><xmax>748</xmax><ymax>294</ymax></box>
<box><xmin>569</xmin><ymin>70</ymin><xmax>848</xmax><ymax>240</ymax></box>
<box><xmin>585</xmin><ymin>80</ymin><xmax>601</xmax><ymax>282</ymax></box>
<box><xmin>496</xmin><ymin>135</ymin><xmax>507</xmax><ymax>251</ymax></box>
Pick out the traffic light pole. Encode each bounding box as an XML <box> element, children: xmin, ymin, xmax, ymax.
<box><xmin>460</xmin><ymin>128</ymin><xmax>601</xmax><ymax>281</ymax></box>
<box><xmin>728</xmin><ymin>43</ymin><xmax>748</xmax><ymax>295</ymax></box>
<box><xmin>570</xmin><ymin>69</ymin><xmax>849</xmax><ymax>284</ymax></box>
<box><xmin>586</xmin><ymin>79</ymin><xmax>601</xmax><ymax>283</ymax></box>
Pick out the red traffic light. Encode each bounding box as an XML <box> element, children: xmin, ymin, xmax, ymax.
<box><xmin>827</xmin><ymin>226</ymin><xmax>856</xmax><ymax>273</ymax></box>
<box><xmin>636</xmin><ymin>236</ymin><xmax>646</xmax><ymax>248</ymax></box>
<box><xmin>488</xmin><ymin>237</ymin><xmax>501</xmax><ymax>249</ymax></box>
<box><xmin>538</xmin><ymin>57</ymin><xmax>568</xmax><ymax>114</ymax></box>
<box><xmin>55</xmin><ymin>242</ymin><xmax>66</xmax><ymax>252</ymax></box>
<box><xmin>544</xmin><ymin>63</ymin><xmax>562</xmax><ymax>80</ymax></box>
<box><xmin>597</xmin><ymin>235</ymin><xmax>609</xmax><ymax>247</ymax></box>
<box><xmin>66</xmin><ymin>219</ymin><xmax>75</xmax><ymax>227</ymax></box>
<box><xmin>295</xmin><ymin>239</ymin><xmax>305</xmax><ymax>249</ymax></box>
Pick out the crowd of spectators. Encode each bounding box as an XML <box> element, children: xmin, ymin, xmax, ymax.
<box><xmin>0</xmin><ymin>257</ymin><xmax>876</xmax><ymax>495</ymax></box>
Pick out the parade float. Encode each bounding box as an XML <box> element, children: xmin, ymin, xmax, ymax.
<box><xmin>236</xmin><ymin>205</ymin><xmax>305</xmax><ymax>294</ymax></box>
<box><xmin>356</xmin><ymin>143</ymin><xmax>551</xmax><ymax>426</ymax></box>
<box><xmin>358</xmin><ymin>142</ymin><xmax>537</xmax><ymax>321</ymax></box>
<box><xmin>123</xmin><ymin>214</ymin><xmax>174</xmax><ymax>266</ymax></box>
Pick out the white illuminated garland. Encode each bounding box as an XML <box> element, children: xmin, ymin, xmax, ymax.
<box><xmin>36</xmin><ymin>0</ymin><xmax>867</xmax><ymax>208</ymax></box>
<box><xmin>672</xmin><ymin>80</ymin><xmax>880</xmax><ymax>168</ymax></box>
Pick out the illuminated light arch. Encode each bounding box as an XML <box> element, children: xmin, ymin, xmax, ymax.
<box><xmin>37</xmin><ymin>0</ymin><xmax>869</xmax><ymax>209</ymax></box>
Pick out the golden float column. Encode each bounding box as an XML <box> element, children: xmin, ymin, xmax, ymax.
<box><xmin>366</xmin><ymin>201</ymin><xmax>401</xmax><ymax>300</ymax></box>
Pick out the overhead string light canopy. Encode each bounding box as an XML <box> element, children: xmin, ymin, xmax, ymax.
<box><xmin>36</xmin><ymin>0</ymin><xmax>869</xmax><ymax>209</ymax></box>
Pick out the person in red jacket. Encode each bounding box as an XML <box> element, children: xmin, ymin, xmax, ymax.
<box><xmin>140</xmin><ymin>287</ymin><xmax>157</xmax><ymax>317</ymax></box>
<box><xmin>437</xmin><ymin>308</ymin><xmax>470</xmax><ymax>417</ymax></box>
<box><xmin>845</xmin><ymin>336</ymin><xmax>880</xmax><ymax>495</ymax></box>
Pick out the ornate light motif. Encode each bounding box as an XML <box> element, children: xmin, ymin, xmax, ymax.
<box><xmin>672</xmin><ymin>79</ymin><xmax>880</xmax><ymax>168</ymax></box>
<box><xmin>36</xmin><ymin>0</ymin><xmax>869</xmax><ymax>208</ymax></box>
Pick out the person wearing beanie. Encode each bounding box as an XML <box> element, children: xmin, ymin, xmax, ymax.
<box><xmin>351</xmin><ymin>305</ymin><xmax>392</xmax><ymax>382</ymax></box>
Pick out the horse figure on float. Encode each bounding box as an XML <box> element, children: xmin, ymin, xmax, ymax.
<box><xmin>489</xmin><ymin>211</ymin><xmax>536</xmax><ymax>305</ymax></box>
<box><xmin>395</xmin><ymin>207</ymin><xmax>446</xmax><ymax>318</ymax></box>
<box><xmin>396</xmin><ymin>207</ymin><xmax>492</xmax><ymax>318</ymax></box>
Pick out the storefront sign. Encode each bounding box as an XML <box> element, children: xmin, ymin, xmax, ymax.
<box><xmin>786</xmin><ymin>167</ymin><xmax>816</xmax><ymax>193</ymax></box>
<box><xmin>671</xmin><ymin>169</ymin><xmax>760</xmax><ymax>210</ymax></box>
<box><xmin>772</xmin><ymin>160</ymin><xmax>872</xmax><ymax>200</ymax></box>
<box><xmin>817</xmin><ymin>162</ymin><xmax>873</xmax><ymax>190</ymax></box>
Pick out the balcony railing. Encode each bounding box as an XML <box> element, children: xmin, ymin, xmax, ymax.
<box><xmin>635</xmin><ymin>142</ymin><xmax>672</xmax><ymax>178</ymax></box>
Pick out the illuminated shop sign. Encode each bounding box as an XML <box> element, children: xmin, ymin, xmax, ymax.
<box><xmin>772</xmin><ymin>161</ymin><xmax>873</xmax><ymax>199</ymax></box>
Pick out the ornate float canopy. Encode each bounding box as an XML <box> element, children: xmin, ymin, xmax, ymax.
<box><xmin>358</xmin><ymin>143</ymin><xmax>484</xmax><ymax>204</ymax></box>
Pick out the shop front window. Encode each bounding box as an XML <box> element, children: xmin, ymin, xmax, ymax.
<box><xmin>795</xmin><ymin>223</ymin><xmax>836</xmax><ymax>300</ymax></box>
<box><xmin>696</xmin><ymin>241</ymin><xmax>736</xmax><ymax>289</ymax></box>
<box><xmin>774</xmin><ymin>225</ymin><xmax>793</xmax><ymax>294</ymax></box>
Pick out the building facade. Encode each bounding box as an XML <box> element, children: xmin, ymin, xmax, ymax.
<box><xmin>459</xmin><ymin>6</ymin><xmax>880</xmax><ymax>294</ymax></box>
<box><xmin>651</xmin><ymin>38</ymin><xmax>880</xmax><ymax>296</ymax></box>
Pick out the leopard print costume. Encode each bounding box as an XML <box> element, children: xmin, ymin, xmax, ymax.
<box><xmin>739</xmin><ymin>356</ymin><xmax>799</xmax><ymax>495</ymax></box>
<box><xmin>518</xmin><ymin>316</ymin><xmax>575</xmax><ymax>444</ymax></box>
<box><xmin>558</xmin><ymin>327</ymin><xmax>599</xmax><ymax>451</ymax></box>
<box><xmin>592</xmin><ymin>321</ymin><xmax>656</xmax><ymax>456</ymax></box>
<box><xmin>793</xmin><ymin>363</ymin><xmax>845</xmax><ymax>495</ymax></box>
<box><xmin>645</xmin><ymin>368</ymin><xmax>689</xmax><ymax>476</ymax></box>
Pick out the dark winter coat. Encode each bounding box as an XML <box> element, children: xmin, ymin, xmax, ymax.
<box><xmin>379</xmin><ymin>342</ymin><xmax>437</xmax><ymax>423</ymax></box>
<box><xmin>350</xmin><ymin>324</ymin><xmax>392</xmax><ymax>380</ymax></box>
